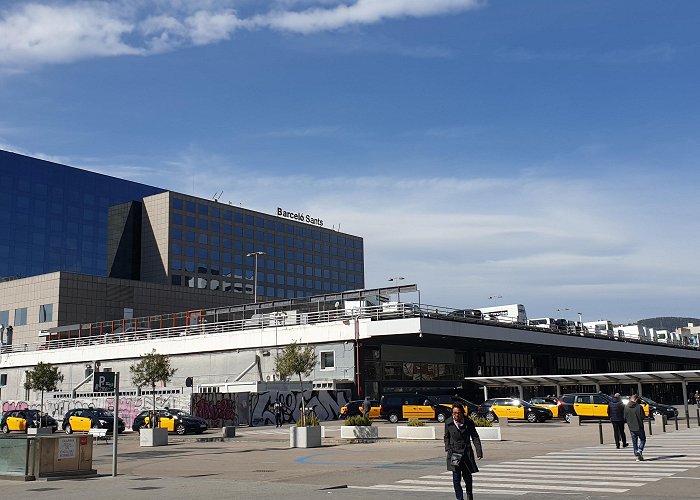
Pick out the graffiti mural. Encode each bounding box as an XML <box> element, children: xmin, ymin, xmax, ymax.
<box><xmin>191</xmin><ymin>390</ymin><xmax>350</xmax><ymax>428</ymax></box>
<box><xmin>1</xmin><ymin>393</ymin><xmax>190</xmax><ymax>428</ymax></box>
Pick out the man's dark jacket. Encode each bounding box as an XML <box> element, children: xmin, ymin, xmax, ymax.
<box><xmin>444</xmin><ymin>417</ymin><xmax>483</xmax><ymax>473</ymax></box>
<box><xmin>607</xmin><ymin>398</ymin><xmax>625</xmax><ymax>422</ymax></box>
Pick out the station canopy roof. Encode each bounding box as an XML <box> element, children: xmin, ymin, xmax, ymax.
<box><xmin>464</xmin><ymin>370</ymin><xmax>700</xmax><ymax>388</ymax></box>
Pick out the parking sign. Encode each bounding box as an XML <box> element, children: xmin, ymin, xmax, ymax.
<box><xmin>93</xmin><ymin>371</ymin><xmax>116</xmax><ymax>392</ymax></box>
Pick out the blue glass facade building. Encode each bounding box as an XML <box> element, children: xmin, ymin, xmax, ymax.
<box><xmin>0</xmin><ymin>150</ymin><xmax>165</xmax><ymax>279</ymax></box>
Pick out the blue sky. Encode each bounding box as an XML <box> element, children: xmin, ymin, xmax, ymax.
<box><xmin>1</xmin><ymin>0</ymin><xmax>699</xmax><ymax>323</ymax></box>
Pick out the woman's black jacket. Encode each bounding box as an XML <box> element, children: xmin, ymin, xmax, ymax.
<box><xmin>444</xmin><ymin>417</ymin><xmax>483</xmax><ymax>473</ymax></box>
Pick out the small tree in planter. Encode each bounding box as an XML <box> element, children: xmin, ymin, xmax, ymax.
<box><xmin>341</xmin><ymin>415</ymin><xmax>377</xmax><ymax>439</ymax></box>
<box><xmin>24</xmin><ymin>362</ymin><xmax>63</xmax><ymax>428</ymax></box>
<box><xmin>274</xmin><ymin>342</ymin><xmax>317</xmax><ymax>426</ymax></box>
<box><xmin>130</xmin><ymin>349</ymin><xmax>177</xmax><ymax>428</ymax></box>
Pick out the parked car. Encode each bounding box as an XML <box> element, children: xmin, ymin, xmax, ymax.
<box><xmin>559</xmin><ymin>393</ymin><xmax>615</xmax><ymax>422</ymax></box>
<box><xmin>527</xmin><ymin>397</ymin><xmax>563</xmax><ymax>418</ymax></box>
<box><xmin>339</xmin><ymin>400</ymin><xmax>380</xmax><ymax>419</ymax></box>
<box><xmin>431</xmin><ymin>395</ymin><xmax>479</xmax><ymax>416</ymax></box>
<box><xmin>379</xmin><ymin>393</ymin><xmax>449</xmax><ymax>423</ymax></box>
<box><xmin>62</xmin><ymin>408</ymin><xmax>126</xmax><ymax>434</ymax></box>
<box><xmin>619</xmin><ymin>396</ymin><xmax>660</xmax><ymax>419</ymax></box>
<box><xmin>449</xmin><ymin>309</ymin><xmax>483</xmax><ymax>320</ymax></box>
<box><xmin>477</xmin><ymin>398</ymin><xmax>552</xmax><ymax>423</ymax></box>
<box><xmin>639</xmin><ymin>397</ymin><xmax>679</xmax><ymax>420</ymax></box>
<box><xmin>1</xmin><ymin>409</ymin><xmax>58</xmax><ymax>433</ymax></box>
<box><xmin>132</xmin><ymin>408</ymin><xmax>208</xmax><ymax>434</ymax></box>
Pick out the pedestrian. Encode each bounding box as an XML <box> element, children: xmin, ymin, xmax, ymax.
<box><xmin>272</xmin><ymin>400</ymin><xmax>283</xmax><ymax>428</ymax></box>
<box><xmin>607</xmin><ymin>393</ymin><xmax>628</xmax><ymax>449</ymax></box>
<box><xmin>362</xmin><ymin>396</ymin><xmax>372</xmax><ymax>419</ymax></box>
<box><xmin>694</xmin><ymin>390</ymin><xmax>700</xmax><ymax>408</ymax></box>
<box><xmin>444</xmin><ymin>402</ymin><xmax>483</xmax><ymax>500</ymax></box>
<box><xmin>624</xmin><ymin>394</ymin><xmax>647</xmax><ymax>461</ymax></box>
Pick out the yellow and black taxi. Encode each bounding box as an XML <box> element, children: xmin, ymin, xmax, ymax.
<box><xmin>62</xmin><ymin>408</ymin><xmax>126</xmax><ymax>434</ymax></box>
<box><xmin>339</xmin><ymin>399</ymin><xmax>380</xmax><ymax>419</ymax></box>
<box><xmin>432</xmin><ymin>395</ymin><xmax>480</xmax><ymax>416</ymax></box>
<box><xmin>477</xmin><ymin>398</ymin><xmax>553</xmax><ymax>423</ymax></box>
<box><xmin>527</xmin><ymin>397</ymin><xmax>563</xmax><ymax>418</ymax></box>
<box><xmin>1</xmin><ymin>409</ymin><xmax>58</xmax><ymax>433</ymax></box>
<box><xmin>379</xmin><ymin>393</ymin><xmax>450</xmax><ymax>423</ymax></box>
<box><xmin>132</xmin><ymin>409</ymin><xmax>208</xmax><ymax>435</ymax></box>
<box><xmin>559</xmin><ymin>393</ymin><xmax>615</xmax><ymax>422</ymax></box>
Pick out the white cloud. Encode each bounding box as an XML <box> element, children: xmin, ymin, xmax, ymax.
<box><xmin>107</xmin><ymin>149</ymin><xmax>699</xmax><ymax>322</ymax></box>
<box><xmin>0</xmin><ymin>1</ymin><xmax>481</xmax><ymax>71</ymax></box>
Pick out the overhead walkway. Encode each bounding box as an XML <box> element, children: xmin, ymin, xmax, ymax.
<box><xmin>465</xmin><ymin>370</ymin><xmax>700</xmax><ymax>426</ymax></box>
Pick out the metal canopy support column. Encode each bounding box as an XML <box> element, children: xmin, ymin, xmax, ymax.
<box><xmin>637</xmin><ymin>381</ymin><xmax>643</xmax><ymax>397</ymax></box>
<box><xmin>595</xmin><ymin>383</ymin><xmax>600</xmax><ymax>392</ymax></box>
<box><xmin>681</xmin><ymin>379</ymin><xmax>690</xmax><ymax>428</ymax></box>
<box><xmin>518</xmin><ymin>385</ymin><xmax>524</xmax><ymax>400</ymax></box>
<box><xmin>482</xmin><ymin>385</ymin><xmax>489</xmax><ymax>401</ymax></box>
<box><xmin>555</xmin><ymin>384</ymin><xmax>561</xmax><ymax>397</ymax></box>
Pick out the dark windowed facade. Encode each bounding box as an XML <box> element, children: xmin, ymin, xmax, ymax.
<box><xmin>0</xmin><ymin>150</ymin><xmax>164</xmax><ymax>278</ymax></box>
<box><xmin>165</xmin><ymin>193</ymin><xmax>364</xmax><ymax>300</ymax></box>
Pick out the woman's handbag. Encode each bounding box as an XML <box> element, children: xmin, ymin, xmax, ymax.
<box><xmin>450</xmin><ymin>452</ymin><xmax>464</xmax><ymax>466</ymax></box>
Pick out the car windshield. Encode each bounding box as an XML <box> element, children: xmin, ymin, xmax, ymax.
<box><xmin>169</xmin><ymin>410</ymin><xmax>191</xmax><ymax>417</ymax></box>
<box><xmin>91</xmin><ymin>409</ymin><xmax>114</xmax><ymax>417</ymax></box>
<box><xmin>642</xmin><ymin>397</ymin><xmax>658</xmax><ymax>405</ymax></box>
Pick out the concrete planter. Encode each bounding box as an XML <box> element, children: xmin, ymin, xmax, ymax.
<box><xmin>140</xmin><ymin>428</ymin><xmax>168</xmax><ymax>447</ymax></box>
<box><xmin>396</xmin><ymin>426</ymin><xmax>437</xmax><ymax>440</ymax></box>
<box><xmin>340</xmin><ymin>425</ymin><xmax>378</xmax><ymax>439</ymax></box>
<box><xmin>289</xmin><ymin>426</ymin><xmax>322</xmax><ymax>448</ymax></box>
<box><xmin>476</xmin><ymin>426</ymin><xmax>501</xmax><ymax>441</ymax></box>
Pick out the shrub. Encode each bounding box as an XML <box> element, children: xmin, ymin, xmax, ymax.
<box><xmin>406</xmin><ymin>418</ymin><xmax>425</xmax><ymax>427</ymax></box>
<box><xmin>296</xmin><ymin>414</ymin><xmax>320</xmax><ymax>427</ymax></box>
<box><xmin>343</xmin><ymin>415</ymin><xmax>372</xmax><ymax>426</ymax></box>
<box><xmin>469</xmin><ymin>414</ymin><xmax>492</xmax><ymax>427</ymax></box>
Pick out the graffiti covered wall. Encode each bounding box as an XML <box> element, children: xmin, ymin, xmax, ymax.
<box><xmin>192</xmin><ymin>390</ymin><xmax>350</xmax><ymax>428</ymax></box>
<box><xmin>2</xmin><ymin>393</ymin><xmax>190</xmax><ymax>428</ymax></box>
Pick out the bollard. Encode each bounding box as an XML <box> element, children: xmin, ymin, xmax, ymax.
<box><xmin>675</xmin><ymin>415</ymin><xmax>679</xmax><ymax>431</ymax></box>
<box><xmin>598</xmin><ymin>419</ymin><xmax>604</xmax><ymax>445</ymax></box>
<box><xmin>686</xmin><ymin>410</ymin><xmax>690</xmax><ymax>429</ymax></box>
<box><xmin>647</xmin><ymin>414</ymin><xmax>653</xmax><ymax>435</ymax></box>
<box><xmin>697</xmin><ymin>409</ymin><xmax>700</xmax><ymax>427</ymax></box>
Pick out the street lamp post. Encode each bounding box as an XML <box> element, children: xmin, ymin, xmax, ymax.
<box><xmin>387</xmin><ymin>276</ymin><xmax>405</xmax><ymax>302</ymax></box>
<box><xmin>246</xmin><ymin>251</ymin><xmax>266</xmax><ymax>303</ymax></box>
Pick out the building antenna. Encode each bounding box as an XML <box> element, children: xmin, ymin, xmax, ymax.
<box><xmin>213</xmin><ymin>191</ymin><xmax>223</xmax><ymax>202</ymax></box>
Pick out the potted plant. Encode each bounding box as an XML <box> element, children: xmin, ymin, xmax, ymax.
<box><xmin>341</xmin><ymin>415</ymin><xmax>378</xmax><ymax>439</ymax></box>
<box><xmin>396</xmin><ymin>418</ymin><xmax>437</xmax><ymax>440</ymax></box>
<box><xmin>470</xmin><ymin>414</ymin><xmax>501</xmax><ymax>441</ymax></box>
<box><xmin>290</xmin><ymin>414</ymin><xmax>322</xmax><ymax>448</ymax></box>
<box><xmin>130</xmin><ymin>349</ymin><xmax>176</xmax><ymax>447</ymax></box>
<box><xmin>275</xmin><ymin>342</ymin><xmax>322</xmax><ymax>448</ymax></box>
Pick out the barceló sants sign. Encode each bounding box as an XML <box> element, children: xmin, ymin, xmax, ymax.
<box><xmin>277</xmin><ymin>208</ymin><xmax>324</xmax><ymax>227</ymax></box>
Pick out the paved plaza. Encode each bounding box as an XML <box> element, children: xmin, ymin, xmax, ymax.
<box><xmin>2</xmin><ymin>419</ymin><xmax>700</xmax><ymax>499</ymax></box>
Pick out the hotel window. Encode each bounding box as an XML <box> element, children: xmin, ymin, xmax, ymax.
<box><xmin>39</xmin><ymin>304</ymin><xmax>53</xmax><ymax>323</ymax></box>
<box><xmin>320</xmin><ymin>351</ymin><xmax>335</xmax><ymax>370</ymax></box>
<box><xmin>14</xmin><ymin>308</ymin><xmax>27</xmax><ymax>326</ymax></box>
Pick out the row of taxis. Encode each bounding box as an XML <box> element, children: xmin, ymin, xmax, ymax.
<box><xmin>2</xmin><ymin>407</ymin><xmax>207</xmax><ymax>435</ymax></box>
<box><xmin>340</xmin><ymin>394</ymin><xmax>479</xmax><ymax>422</ymax></box>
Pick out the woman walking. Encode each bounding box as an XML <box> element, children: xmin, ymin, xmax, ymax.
<box><xmin>444</xmin><ymin>402</ymin><xmax>483</xmax><ymax>500</ymax></box>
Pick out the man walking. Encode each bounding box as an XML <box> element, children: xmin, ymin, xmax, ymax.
<box><xmin>695</xmin><ymin>390</ymin><xmax>700</xmax><ymax>408</ymax></box>
<box><xmin>272</xmin><ymin>400</ymin><xmax>284</xmax><ymax>428</ymax></box>
<box><xmin>624</xmin><ymin>394</ymin><xmax>647</xmax><ymax>461</ymax></box>
<box><xmin>607</xmin><ymin>393</ymin><xmax>628</xmax><ymax>449</ymax></box>
<box><xmin>362</xmin><ymin>396</ymin><xmax>372</xmax><ymax>419</ymax></box>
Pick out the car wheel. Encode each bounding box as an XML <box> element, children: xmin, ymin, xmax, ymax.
<box><xmin>64</xmin><ymin>423</ymin><xmax>73</xmax><ymax>434</ymax></box>
<box><xmin>176</xmin><ymin>424</ymin><xmax>187</xmax><ymax>435</ymax></box>
<box><xmin>437</xmin><ymin>412</ymin><xmax>446</xmax><ymax>423</ymax></box>
<box><xmin>527</xmin><ymin>412</ymin><xmax>538</xmax><ymax>423</ymax></box>
<box><xmin>485</xmin><ymin>412</ymin><xmax>496</xmax><ymax>423</ymax></box>
<box><xmin>564</xmin><ymin>413</ymin><xmax>574</xmax><ymax>423</ymax></box>
<box><xmin>1</xmin><ymin>423</ymin><xmax>9</xmax><ymax>434</ymax></box>
<box><xmin>388</xmin><ymin>412</ymin><xmax>399</xmax><ymax>424</ymax></box>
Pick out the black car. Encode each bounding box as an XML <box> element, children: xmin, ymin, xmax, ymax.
<box><xmin>1</xmin><ymin>409</ymin><xmax>58</xmax><ymax>433</ymax></box>
<box><xmin>62</xmin><ymin>408</ymin><xmax>126</xmax><ymax>434</ymax></box>
<box><xmin>449</xmin><ymin>309</ymin><xmax>483</xmax><ymax>320</ymax></box>
<box><xmin>339</xmin><ymin>400</ymin><xmax>379</xmax><ymax>419</ymax></box>
<box><xmin>640</xmin><ymin>397</ymin><xmax>679</xmax><ymax>420</ymax></box>
<box><xmin>476</xmin><ymin>398</ymin><xmax>552</xmax><ymax>423</ymax></box>
<box><xmin>132</xmin><ymin>409</ymin><xmax>208</xmax><ymax>435</ymax></box>
<box><xmin>379</xmin><ymin>393</ymin><xmax>450</xmax><ymax>423</ymax></box>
